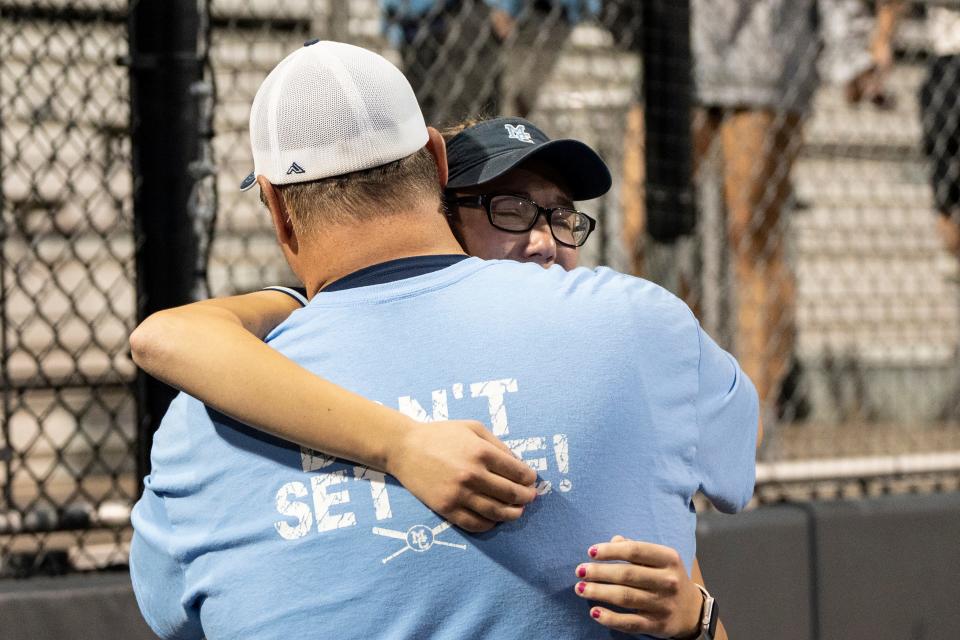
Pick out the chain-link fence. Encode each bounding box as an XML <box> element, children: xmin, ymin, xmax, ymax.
<box><xmin>2</xmin><ymin>0</ymin><xmax>960</xmax><ymax>579</ymax></box>
<box><xmin>0</xmin><ymin>0</ymin><xmax>136</xmax><ymax>577</ymax></box>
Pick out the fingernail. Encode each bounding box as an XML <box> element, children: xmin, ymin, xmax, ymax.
<box><xmin>591</xmin><ymin>609</ymin><xmax>601</xmax><ymax>619</ymax></box>
<box><xmin>588</xmin><ymin>546</ymin><xmax>598</xmax><ymax>558</ymax></box>
<box><xmin>577</xmin><ymin>582</ymin><xmax>586</xmax><ymax>594</ymax></box>
<box><xmin>576</xmin><ymin>566</ymin><xmax>586</xmax><ymax>578</ymax></box>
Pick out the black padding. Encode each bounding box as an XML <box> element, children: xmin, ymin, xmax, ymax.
<box><xmin>811</xmin><ymin>492</ymin><xmax>960</xmax><ymax>640</ymax></box>
<box><xmin>697</xmin><ymin>505</ymin><xmax>814</xmax><ymax>640</ymax></box>
<box><xmin>0</xmin><ymin>572</ymin><xmax>157</xmax><ymax>640</ymax></box>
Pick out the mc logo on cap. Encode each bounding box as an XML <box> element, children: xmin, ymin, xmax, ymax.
<box><xmin>504</xmin><ymin>123</ymin><xmax>534</xmax><ymax>144</ymax></box>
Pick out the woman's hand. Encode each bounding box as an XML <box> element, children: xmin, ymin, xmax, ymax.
<box><xmin>386</xmin><ymin>419</ymin><xmax>538</xmax><ymax>533</ymax></box>
<box><xmin>574</xmin><ymin>535</ymin><xmax>704</xmax><ymax>638</ymax></box>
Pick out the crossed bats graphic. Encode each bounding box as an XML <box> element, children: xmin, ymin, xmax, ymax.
<box><xmin>372</xmin><ymin>521</ymin><xmax>468</xmax><ymax>564</ymax></box>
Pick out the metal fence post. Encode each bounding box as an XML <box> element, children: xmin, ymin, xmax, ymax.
<box><xmin>641</xmin><ymin>0</ymin><xmax>695</xmax><ymax>242</ymax></box>
<box><xmin>129</xmin><ymin>0</ymin><xmax>203</xmax><ymax>488</ymax></box>
<box><xmin>0</xmin><ymin>21</ymin><xmax>8</xmax><ymax>512</ymax></box>
<box><xmin>327</xmin><ymin>0</ymin><xmax>350</xmax><ymax>39</ymax></box>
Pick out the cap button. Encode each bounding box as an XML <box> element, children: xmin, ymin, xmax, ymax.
<box><xmin>303</xmin><ymin>38</ymin><xmax>320</xmax><ymax>47</ymax></box>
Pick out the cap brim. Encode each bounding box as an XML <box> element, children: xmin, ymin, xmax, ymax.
<box><xmin>240</xmin><ymin>172</ymin><xmax>256</xmax><ymax>191</ymax></box>
<box><xmin>445</xmin><ymin>139</ymin><xmax>612</xmax><ymax>201</ymax></box>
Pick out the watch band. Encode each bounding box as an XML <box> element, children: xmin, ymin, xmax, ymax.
<box><xmin>693</xmin><ymin>583</ymin><xmax>718</xmax><ymax>640</ymax></box>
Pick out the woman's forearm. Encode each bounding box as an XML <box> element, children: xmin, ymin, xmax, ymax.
<box><xmin>130</xmin><ymin>301</ymin><xmax>408</xmax><ymax>471</ymax></box>
<box><xmin>129</xmin><ymin>293</ymin><xmax>537</xmax><ymax>531</ymax></box>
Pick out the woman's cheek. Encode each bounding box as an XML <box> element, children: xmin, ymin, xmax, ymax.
<box><xmin>557</xmin><ymin>247</ymin><xmax>580</xmax><ymax>270</ymax></box>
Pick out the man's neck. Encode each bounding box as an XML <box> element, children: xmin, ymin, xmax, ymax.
<box><xmin>298</xmin><ymin>209</ymin><xmax>466</xmax><ymax>297</ymax></box>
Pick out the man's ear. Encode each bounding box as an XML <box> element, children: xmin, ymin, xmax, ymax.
<box><xmin>258</xmin><ymin>175</ymin><xmax>298</xmax><ymax>255</ymax></box>
<box><xmin>426</xmin><ymin>126</ymin><xmax>448</xmax><ymax>189</ymax></box>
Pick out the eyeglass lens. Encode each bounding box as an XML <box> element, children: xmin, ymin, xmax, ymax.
<box><xmin>488</xmin><ymin>195</ymin><xmax>591</xmax><ymax>246</ymax></box>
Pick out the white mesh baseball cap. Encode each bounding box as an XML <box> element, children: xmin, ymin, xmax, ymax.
<box><xmin>239</xmin><ymin>39</ymin><xmax>428</xmax><ymax>191</ymax></box>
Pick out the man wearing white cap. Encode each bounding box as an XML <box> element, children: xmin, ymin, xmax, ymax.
<box><xmin>130</xmin><ymin>40</ymin><xmax>756</xmax><ymax>639</ymax></box>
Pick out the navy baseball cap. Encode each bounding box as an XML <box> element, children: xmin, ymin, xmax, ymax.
<box><xmin>445</xmin><ymin>117</ymin><xmax>612</xmax><ymax>201</ymax></box>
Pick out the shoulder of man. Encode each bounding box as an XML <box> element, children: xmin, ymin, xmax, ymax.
<box><xmin>481</xmin><ymin>261</ymin><xmax>698</xmax><ymax>332</ymax></box>
<box><xmin>569</xmin><ymin>265</ymin><xmax>693</xmax><ymax>314</ymax></box>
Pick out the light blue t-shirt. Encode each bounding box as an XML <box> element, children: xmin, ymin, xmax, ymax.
<box><xmin>130</xmin><ymin>258</ymin><xmax>757</xmax><ymax>640</ymax></box>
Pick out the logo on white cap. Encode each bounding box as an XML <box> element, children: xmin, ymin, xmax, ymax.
<box><xmin>241</xmin><ymin>40</ymin><xmax>428</xmax><ymax>191</ymax></box>
<box><xmin>504</xmin><ymin>123</ymin><xmax>534</xmax><ymax>144</ymax></box>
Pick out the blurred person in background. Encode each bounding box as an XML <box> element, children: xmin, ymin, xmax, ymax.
<box><xmin>689</xmin><ymin>0</ymin><xmax>902</xmax><ymax>422</ymax></box>
<box><xmin>485</xmin><ymin>0</ymin><xmax>600</xmax><ymax>117</ymax></box>
<box><xmin>381</xmin><ymin>0</ymin><xmax>599</xmax><ymax>124</ymax></box>
<box><xmin>921</xmin><ymin>5</ymin><xmax>960</xmax><ymax>262</ymax></box>
<box><xmin>381</xmin><ymin>0</ymin><xmax>501</xmax><ymax>123</ymax></box>
<box><xmin>919</xmin><ymin>4</ymin><xmax>960</xmax><ymax>420</ymax></box>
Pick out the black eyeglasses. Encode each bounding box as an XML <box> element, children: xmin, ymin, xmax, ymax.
<box><xmin>449</xmin><ymin>194</ymin><xmax>597</xmax><ymax>248</ymax></box>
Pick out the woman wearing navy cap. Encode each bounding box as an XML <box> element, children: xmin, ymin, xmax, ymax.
<box><xmin>441</xmin><ymin>116</ymin><xmax>608</xmax><ymax>270</ymax></box>
<box><xmin>131</xmin><ymin>117</ymin><xmax>731</xmax><ymax>639</ymax></box>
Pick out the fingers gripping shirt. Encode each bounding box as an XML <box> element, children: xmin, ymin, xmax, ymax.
<box><xmin>130</xmin><ymin>258</ymin><xmax>758</xmax><ymax>640</ymax></box>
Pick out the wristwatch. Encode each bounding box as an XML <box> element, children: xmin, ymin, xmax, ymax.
<box><xmin>691</xmin><ymin>583</ymin><xmax>719</xmax><ymax>640</ymax></box>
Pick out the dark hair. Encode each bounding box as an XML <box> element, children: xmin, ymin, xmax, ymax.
<box><xmin>260</xmin><ymin>147</ymin><xmax>440</xmax><ymax>235</ymax></box>
<box><xmin>439</xmin><ymin>116</ymin><xmax>488</xmax><ymax>144</ymax></box>
<box><xmin>437</xmin><ymin>116</ymin><xmax>494</xmax><ymax>243</ymax></box>
<box><xmin>438</xmin><ymin>115</ymin><xmax>494</xmax><ymax>218</ymax></box>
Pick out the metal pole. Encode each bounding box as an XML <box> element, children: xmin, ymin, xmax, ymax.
<box><xmin>641</xmin><ymin>0</ymin><xmax>695</xmax><ymax>243</ymax></box>
<box><xmin>129</xmin><ymin>0</ymin><xmax>202</xmax><ymax>487</ymax></box>
<box><xmin>0</xmin><ymin>3</ymin><xmax>10</xmax><ymax>511</ymax></box>
<box><xmin>326</xmin><ymin>0</ymin><xmax>350</xmax><ymax>40</ymax></box>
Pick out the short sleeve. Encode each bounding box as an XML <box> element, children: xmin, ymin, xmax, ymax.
<box><xmin>694</xmin><ymin>324</ymin><xmax>759</xmax><ymax>513</ymax></box>
<box><xmin>130</xmin><ymin>489</ymin><xmax>203</xmax><ymax>640</ymax></box>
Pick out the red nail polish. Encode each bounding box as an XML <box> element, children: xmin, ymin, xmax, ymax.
<box><xmin>577</xmin><ymin>566</ymin><xmax>586</xmax><ymax>578</ymax></box>
<box><xmin>588</xmin><ymin>546</ymin><xmax>598</xmax><ymax>558</ymax></box>
<box><xmin>591</xmin><ymin>609</ymin><xmax>601</xmax><ymax>619</ymax></box>
<box><xmin>577</xmin><ymin>582</ymin><xmax>586</xmax><ymax>594</ymax></box>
